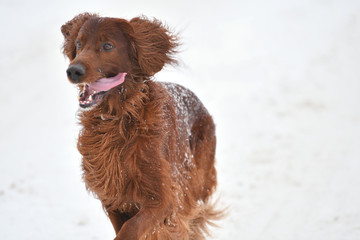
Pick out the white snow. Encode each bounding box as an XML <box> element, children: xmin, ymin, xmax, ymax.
<box><xmin>1</xmin><ymin>0</ymin><xmax>360</xmax><ymax>239</ymax></box>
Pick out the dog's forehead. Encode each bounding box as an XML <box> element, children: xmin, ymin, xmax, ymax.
<box><xmin>79</xmin><ymin>17</ymin><xmax>100</xmax><ymax>34</ymax></box>
<box><xmin>78</xmin><ymin>18</ymin><xmax>123</xmax><ymax>41</ymax></box>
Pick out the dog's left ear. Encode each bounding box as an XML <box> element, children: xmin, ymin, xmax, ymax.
<box><xmin>126</xmin><ymin>17</ymin><xmax>179</xmax><ymax>77</ymax></box>
<box><xmin>61</xmin><ymin>13</ymin><xmax>99</xmax><ymax>60</ymax></box>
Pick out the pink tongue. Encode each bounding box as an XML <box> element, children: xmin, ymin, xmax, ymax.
<box><xmin>89</xmin><ymin>72</ymin><xmax>127</xmax><ymax>92</ymax></box>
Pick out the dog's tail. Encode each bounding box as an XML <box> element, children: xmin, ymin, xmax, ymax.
<box><xmin>141</xmin><ymin>199</ymin><xmax>225</xmax><ymax>240</ymax></box>
<box><xmin>188</xmin><ymin>199</ymin><xmax>226</xmax><ymax>240</ymax></box>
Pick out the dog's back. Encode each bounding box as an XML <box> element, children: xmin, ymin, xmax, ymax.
<box><xmin>160</xmin><ymin>82</ymin><xmax>217</xmax><ymax>200</ymax></box>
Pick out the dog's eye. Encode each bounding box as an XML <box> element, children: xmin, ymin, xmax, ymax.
<box><xmin>102</xmin><ymin>43</ymin><xmax>114</xmax><ymax>52</ymax></box>
<box><xmin>76</xmin><ymin>41</ymin><xmax>82</xmax><ymax>50</ymax></box>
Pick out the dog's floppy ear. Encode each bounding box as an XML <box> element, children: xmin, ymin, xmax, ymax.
<box><xmin>61</xmin><ymin>13</ymin><xmax>98</xmax><ymax>60</ymax></box>
<box><xmin>128</xmin><ymin>16</ymin><xmax>179</xmax><ymax>77</ymax></box>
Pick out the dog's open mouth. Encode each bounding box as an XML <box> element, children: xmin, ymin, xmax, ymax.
<box><xmin>78</xmin><ymin>72</ymin><xmax>127</xmax><ymax>108</ymax></box>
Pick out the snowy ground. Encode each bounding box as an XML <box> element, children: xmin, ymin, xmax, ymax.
<box><xmin>1</xmin><ymin>0</ymin><xmax>360</xmax><ymax>239</ymax></box>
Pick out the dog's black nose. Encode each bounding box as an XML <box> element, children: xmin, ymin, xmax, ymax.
<box><xmin>66</xmin><ymin>64</ymin><xmax>86</xmax><ymax>83</ymax></box>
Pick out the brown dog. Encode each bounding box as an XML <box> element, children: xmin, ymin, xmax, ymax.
<box><xmin>61</xmin><ymin>13</ymin><xmax>220</xmax><ymax>240</ymax></box>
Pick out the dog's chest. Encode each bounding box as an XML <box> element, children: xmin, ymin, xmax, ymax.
<box><xmin>78</xmin><ymin>120</ymin><xmax>131</xmax><ymax>198</ymax></box>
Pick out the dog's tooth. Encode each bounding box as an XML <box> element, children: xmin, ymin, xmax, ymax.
<box><xmin>89</xmin><ymin>95</ymin><xmax>93</xmax><ymax>101</ymax></box>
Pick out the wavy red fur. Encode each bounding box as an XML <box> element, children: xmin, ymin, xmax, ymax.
<box><xmin>61</xmin><ymin>13</ymin><xmax>222</xmax><ymax>240</ymax></box>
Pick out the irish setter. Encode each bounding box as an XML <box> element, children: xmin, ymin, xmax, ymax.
<box><xmin>61</xmin><ymin>13</ymin><xmax>220</xmax><ymax>240</ymax></box>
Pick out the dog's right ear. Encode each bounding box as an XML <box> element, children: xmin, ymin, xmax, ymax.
<box><xmin>127</xmin><ymin>16</ymin><xmax>179</xmax><ymax>77</ymax></box>
<box><xmin>61</xmin><ymin>13</ymin><xmax>98</xmax><ymax>60</ymax></box>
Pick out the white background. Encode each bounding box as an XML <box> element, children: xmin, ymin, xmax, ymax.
<box><xmin>1</xmin><ymin>0</ymin><xmax>360</xmax><ymax>239</ymax></box>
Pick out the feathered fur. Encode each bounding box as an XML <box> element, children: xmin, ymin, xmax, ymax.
<box><xmin>61</xmin><ymin>13</ymin><xmax>221</xmax><ymax>240</ymax></box>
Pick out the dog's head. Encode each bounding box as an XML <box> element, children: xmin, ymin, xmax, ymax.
<box><xmin>61</xmin><ymin>13</ymin><xmax>178</xmax><ymax>109</ymax></box>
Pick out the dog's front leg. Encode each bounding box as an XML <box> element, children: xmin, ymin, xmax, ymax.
<box><xmin>108</xmin><ymin>211</ymin><xmax>130</xmax><ymax>235</ymax></box>
<box><xmin>114</xmin><ymin>206</ymin><xmax>168</xmax><ymax>240</ymax></box>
